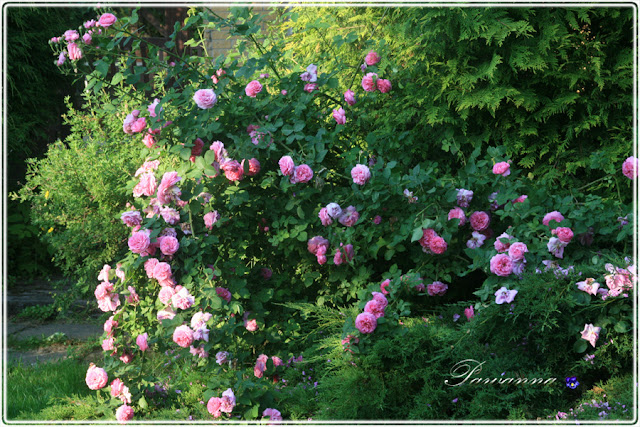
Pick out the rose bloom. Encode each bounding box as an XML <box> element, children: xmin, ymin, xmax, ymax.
<box><xmin>157</xmin><ymin>308</ymin><xmax>176</xmax><ymax>320</ymax></box>
<box><xmin>104</xmin><ymin>316</ymin><xmax>118</xmax><ymax>335</ymax></box>
<box><xmin>86</xmin><ymin>364</ymin><xmax>108</xmax><ymax>390</ymax></box>
<box><xmin>469</xmin><ymin>211</ymin><xmax>490</xmax><ymax>231</ymax></box>
<box><xmin>56</xmin><ymin>51</ymin><xmax>66</xmax><ymax>66</ymax></box>
<box><xmin>64</xmin><ymin>29</ymin><xmax>79</xmax><ymax>42</ymax></box>
<box><xmin>622</xmin><ymin>156</ymin><xmax>638</xmax><ymax>179</ymax></box>
<box><xmin>126</xmin><ymin>286</ymin><xmax>139</xmax><ymax>305</ymax></box>
<box><xmin>429</xmin><ymin>236</ymin><xmax>448</xmax><ymax>254</ymax></box>
<box><xmin>343</xmin><ymin>244</ymin><xmax>354</xmax><ymax>261</ymax></box>
<box><xmin>333</xmin><ymin>108</ymin><xmax>346</xmax><ymax>125</ymax></box>
<box><xmin>220</xmin><ymin>388</ymin><xmax>236</xmax><ymax>413</ymax></box>
<box><xmin>448</xmin><ymin>207</ymin><xmax>466</xmax><ymax>227</ymax></box>
<box><xmin>254</xmin><ymin>361</ymin><xmax>266</xmax><ymax>379</ymax></box>
<box><xmin>247</xmin><ymin>158</ymin><xmax>261</xmax><ymax>176</ymax></box>
<box><xmin>303</xmin><ymin>83</ymin><xmax>317</xmax><ymax>93</ymax></box>
<box><xmin>263</xmin><ymin>408</ymin><xmax>283</xmax><ymax>422</ymax></box>
<box><xmin>210</xmin><ymin>140</ymin><xmax>228</xmax><ymax>163</ymax></box>
<box><xmin>98</xmin><ymin>12</ymin><xmax>117</xmax><ymax>27</ymax></box>
<box><xmin>67</xmin><ymin>42</ymin><xmax>82</xmax><ymax>61</ymax></box>
<box><xmin>577</xmin><ymin>278</ymin><xmax>600</xmax><ymax>296</ymax></box>
<box><xmin>261</xmin><ymin>268</ymin><xmax>272</xmax><ymax>280</ymax></box>
<box><xmin>130</xmin><ymin>117</ymin><xmax>146</xmax><ymax>133</ymax></box>
<box><xmin>456</xmin><ymin>188</ymin><xmax>474</xmax><ymax>208</ymax></box>
<box><xmin>110</xmin><ymin>378</ymin><xmax>125</xmax><ymax>398</ymax></box>
<box><xmin>159</xmin><ymin>236</ymin><xmax>179</xmax><ymax>256</ymax></box>
<box><xmin>508</xmin><ymin>242</ymin><xmax>528</xmax><ymax>261</ymax></box>
<box><xmin>427</xmin><ymin>281</ymin><xmax>449</xmax><ymax>296</ymax></box>
<box><xmin>172</xmin><ymin>325</ymin><xmax>194</xmax><ymax>348</ymax></box>
<box><xmin>127</xmin><ymin>230</ymin><xmax>150</xmax><ymax>255</ymax></box>
<box><xmin>245</xmin><ymin>80</ymin><xmax>263</xmax><ymax>97</ymax></box>
<box><xmin>365</xmin><ymin>50</ymin><xmax>381</xmax><ymax>66</ymax></box>
<box><xmin>326</xmin><ymin>203</ymin><xmax>342</xmax><ymax>218</ymax></box>
<box><xmin>133</xmin><ymin>172</ymin><xmax>157</xmax><ymax>198</ymax></box>
<box><xmin>361</xmin><ymin>72</ymin><xmax>378</xmax><ymax>92</ymax></box>
<box><xmin>371</xmin><ymin>291</ymin><xmax>388</xmax><ymax>309</ymax></box>
<box><xmin>419</xmin><ymin>228</ymin><xmax>438</xmax><ymax>251</ymax></box>
<box><xmin>581</xmin><ymin>323</ymin><xmax>601</xmax><ymax>347</ymax></box>
<box><xmin>191</xmin><ymin>311</ymin><xmax>213</xmax><ymax>329</ymax></box>
<box><xmin>490</xmin><ymin>253</ymin><xmax>514</xmax><ymax>277</ymax></box>
<box><xmin>148</xmin><ymin>98</ymin><xmax>161</xmax><ymax>117</ymax></box>
<box><xmin>291</xmin><ymin>164</ymin><xmax>313</xmax><ymax>184</ymax></box>
<box><xmin>136</xmin><ymin>333</ymin><xmax>149</xmax><ymax>352</ymax></box>
<box><xmin>355</xmin><ymin>312</ymin><xmax>377</xmax><ymax>334</ymax></box>
<box><xmin>142</xmin><ymin>133</ymin><xmax>156</xmax><ymax>149</ymax></box>
<box><xmin>466</xmin><ymin>231</ymin><xmax>487</xmax><ymax>249</ymax></box>
<box><xmin>543</xmin><ymin>211</ymin><xmax>565</xmax><ymax>226</ymax></box>
<box><xmin>216</xmin><ymin>287</ymin><xmax>232</xmax><ymax>303</ymax></box>
<box><xmin>494</xmin><ymin>232</ymin><xmax>513</xmax><ymax>252</ymax></box>
<box><xmin>373</xmin><ymin>215</ymin><xmax>382</xmax><ymax>224</ymax></box>
<box><xmin>121</xmin><ymin>211</ymin><xmax>142</xmax><ymax>227</ymax></box>
<box><xmin>115</xmin><ymin>404</ymin><xmax>134</xmax><ymax>424</ymax></box>
<box><xmin>553</xmin><ymin>227</ymin><xmax>574</xmax><ymax>243</ymax></box>
<box><xmin>245</xmin><ymin>318</ymin><xmax>258</xmax><ymax>332</ymax></box>
<box><xmin>513</xmin><ymin>195</ymin><xmax>528</xmax><ymax>204</ymax></box>
<box><xmin>172</xmin><ymin>286</ymin><xmax>195</xmax><ymax>310</ymax></box>
<box><xmin>216</xmin><ymin>351</ymin><xmax>229</xmax><ymax>365</ymax></box>
<box><xmin>278</xmin><ymin>156</ymin><xmax>295</xmax><ymax>176</ymax></box>
<box><xmin>492</xmin><ymin>161</ymin><xmax>511</xmax><ymax>176</ymax></box>
<box><xmin>157</xmin><ymin>171</ymin><xmax>182</xmax><ymax>205</ymax></box>
<box><xmin>380</xmin><ymin>279</ymin><xmax>391</xmax><ymax>295</ymax></box>
<box><xmin>207</xmin><ymin>397</ymin><xmax>224</xmax><ymax>418</ymax></box>
<box><xmin>376</xmin><ymin>79</ymin><xmax>391</xmax><ymax>93</ymax></box>
<box><xmin>464</xmin><ymin>305</ymin><xmax>475</xmax><ymax>321</ymax></box>
<box><xmin>95</xmin><ymin>282</ymin><xmax>114</xmax><ymax>300</ymax></box>
<box><xmin>307</xmin><ymin>236</ymin><xmax>329</xmax><ymax>254</ymax></box>
<box><xmin>102</xmin><ymin>337</ymin><xmax>115</xmax><ymax>352</ymax></box>
<box><xmin>351</xmin><ymin>164</ymin><xmax>371</xmax><ymax>185</ymax></box>
<box><xmin>221</xmin><ymin>159</ymin><xmax>244</xmax><ymax>182</ymax></box>
<box><xmin>193</xmin><ymin>89</ymin><xmax>217</xmax><ymax>109</ymax></box>
<box><xmin>319</xmin><ymin>207</ymin><xmax>333</xmax><ymax>226</ymax></box>
<box><xmin>338</xmin><ymin>206</ymin><xmax>359</xmax><ymax>227</ymax></box>
<box><xmin>364</xmin><ymin>299</ymin><xmax>385</xmax><ymax>318</ymax></box>
<box><xmin>204</xmin><ymin>211</ymin><xmax>220</xmax><ymax>231</ymax></box>
<box><xmin>153</xmin><ymin>261</ymin><xmax>173</xmax><ymax>282</ymax></box>
<box><xmin>344</xmin><ymin>89</ymin><xmax>356</xmax><ymax>106</ymax></box>
<box><xmin>494</xmin><ymin>287</ymin><xmax>518</xmax><ymax>304</ymax></box>
<box><xmin>144</xmin><ymin>258</ymin><xmax>159</xmax><ymax>278</ymax></box>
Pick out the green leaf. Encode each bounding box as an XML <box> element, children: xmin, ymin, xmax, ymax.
<box><xmin>573</xmin><ymin>339</ymin><xmax>588</xmax><ymax>353</ymax></box>
<box><xmin>111</xmin><ymin>73</ymin><xmax>123</xmax><ymax>85</ymax></box>
<box><xmin>411</xmin><ymin>227</ymin><xmax>424</xmax><ymax>242</ymax></box>
<box><xmin>138</xmin><ymin>396</ymin><xmax>148</xmax><ymax>409</ymax></box>
<box><xmin>179</xmin><ymin>147</ymin><xmax>192</xmax><ymax>161</ymax></box>
<box><xmin>614</xmin><ymin>321</ymin><xmax>629</xmax><ymax>333</ymax></box>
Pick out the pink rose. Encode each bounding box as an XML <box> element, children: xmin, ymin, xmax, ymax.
<box><xmin>469</xmin><ymin>211</ymin><xmax>490</xmax><ymax>231</ymax></box>
<box><xmin>494</xmin><ymin>232</ymin><xmax>513</xmax><ymax>252</ymax></box>
<box><xmin>419</xmin><ymin>228</ymin><xmax>438</xmax><ymax>252</ymax></box>
<box><xmin>307</xmin><ymin>236</ymin><xmax>329</xmax><ymax>254</ymax></box>
<box><xmin>429</xmin><ymin>237</ymin><xmax>448</xmax><ymax>254</ymax></box>
<box><xmin>247</xmin><ymin>158</ymin><xmax>261</xmax><ymax>176</ymax></box>
<box><xmin>133</xmin><ymin>172</ymin><xmax>157</xmax><ymax>198</ymax></box>
<box><xmin>147</xmin><ymin>98</ymin><xmax>161</xmax><ymax>117</ymax></box>
<box><xmin>365</xmin><ymin>50</ymin><xmax>381</xmax><ymax>66</ymax></box>
<box><xmin>303</xmin><ymin>83</ymin><xmax>317</xmax><ymax>93</ymax></box>
<box><xmin>153</xmin><ymin>262</ymin><xmax>172</xmax><ymax>282</ymax></box>
<box><xmin>210</xmin><ymin>140</ymin><xmax>228</xmax><ymax>163</ymax></box>
<box><xmin>115</xmin><ymin>404</ymin><xmax>134</xmax><ymax>424</ymax></box>
<box><xmin>110</xmin><ymin>378</ymin><xmax>125</xmax><ymax>398</ymax></box>
<box><xmin>361</xmin><ymin>73</ymin><xmax>377</xmax><ymax>92</ymax></box>
<box><xmin>204</xmin><ymin>211</ymin><xmax>220</xmax><ymax>230</ymax></box>
<box><xmin>355</xmin><ymin>312</ymin><xmax>377</xmax><ymax>334</ymax></box>
<box><xmin>142</xmin><ymin>133</ymin><xmax>156</xmax><ymax>148</ymax></box>
<box><xmin>136</xmin><ymin>333</ymin><xmax>149</xmax><ymax>352</ymax></box>
<box><xmin>130</xmin><ymin>117</ymin><xmax>146</xmax><ymax>133</ymax></box>
<box><xmin>221</xmin><ymin>160</ymin><xmax>244</xmax><ymax>182</ymax></box>
<box><xmin>82</xmin><ymin>33</ymin><xmax>92</xmax><ymax>44</ymax></box>
<box><xmin>172</xmin><ymin>325</ymin><xmax>194</xmax><ymax>348</ymax></box>
<box><xmin>98</xmin><ymin>13</ymin><xmax>117</xmax><ymax>28</ymax></box>
<box><xmin>326</xmin><ymin>203</ymin><xmax>342</xmax><ymax>218</ymax></box>
<box><xmin>193</xmin><ymin>89</ymin><xmax>217</xmax><ymax>109</ymax></box>
<box><xmin>279</xmin><ymin>156</ymin><xmax>295</xmax><ymax>176</ymax></box>
<box><xmin>333</xmin><ymin>108</ymin><xmax>346</xmax><ymax>125</ymax></box>
<box><xmin>448</xmin><ymin>207</ymin><xmax>466</xmax><ymax>227</ymax></box>
<box><xmin>343</xmin><ymin>244</ymin><xmax>354</xmax><ymax>261</ymax></box>
<box><xmin>376</xmin><ymin>79</ymin><xmax>391</xmax><ymax>93</ymax></box>
<box><xmin>64</xmin><ymin>29</ymin><xmax>79</xmax><ymax>42</ymax></box>
<box><xmin>157</xmin><ymin>308</ymin><xmax>176</xmax><ymax>320</ymax></box>
<box><xmin>128</xmin><ymin>230</ymin><xmax>150</xmax><ymax>255</ymax></box>
<box><xmin>97</xmin><ymin>294</ymin><xmax>120</xmax><ymax>312</ymax></box>
<box><xmin>254</xmin><ymin>361</ymin><xmax>266</xmax><ymax>378</ymax></box>
<box><xmin>319</xmin><ymin>208</ymin><xmax>333</xmax><ymax>226</ymax></box>
<box><xmin>102</xmin><ymin>337</ymin><xmax>115</xmax><ymax>351</ymax></box>
<box><xmin>157</xmin><ymin>171</ymin><xmax>182</xmax><ymax>205</ymax></box>
<box><xmin>245</xmin><ymin>318</ymin><xmax>258</xmax><ymax>332</ymax></box>
<box><xmin>67</xmin><ymin>42</ymin><xmax>82</xmax><ymax>61</ymax></box>
<box><xmin>291</xmin><ymin>164</ymin><xmax>313</xmax><ymax>184</ymax></box>
<box><xmin>553</xmin><ymin>227</ymin><xmax>574</xmax><ymax>243</ymax></box>
<box><xmin>159</xmin><ymin>236</ymin><xmax>179</xmax><ymax>256</ymax></box>
<box><xmin>492</xmin><ymin>161</ymin><xmax>511</xmax><ymax>176</ymax></box>
<box><xmin>380</xmin><ymin>279</ymin><xmax>391</xmax><ymax>295</ymax></box>
<box><xmin>464</xmin><ymin>306</ymin><xmax>475</xmax><ymax>321</ymax></box>
<box><xmin>216</xmin><ymin>287</ymin><xmax>232</xmax><ymax>303</ymax></box>
<box><xmin>338</xmin><ymin>206</ymin><xmax>359</xmax><ymax>227</ymax></box>
<box><xmin>622</xmin><ymin>156</ymin><xmax>638</xmax><ymax>179</ymax></box>
<box><xmin>456</xmin><ymin>188</ymin><xmax>473</xmax><ymax>208</ymax></box>
<box><xmin>543</xmin><ymin>211</ymin><xmax>565</xmax><ymax>226</ymax></box>
<box><xmin>371</xmin><ymin>291</ymin><xmax>388</xmax><ymax>309</ymax></box>
<box><xmin>344</xmin><ymin>90</ymin><xmax>356</xmax><ymax>106</ymax></box>
<box><xmin>351</xmin><ymin>164</ymin><xmax>371</xmax><ymax>185</ymax></box>
<box><xmin>333</xmin><ymin>249</ymin><xmax>343</xmax><ymax>265</ymax></box>
<box><xmin>126</xmin><ymin>286</ymin><xmax>139</xmax><ymax>305</ymax></box>
<box><xmin>373</xmin><ymin>215</ymin><xmax>382</xmax><ymax>224</ymax></box>
<box><xmin>207</xmin><ymin>397</ymin><xmax>223</xmax><ymax>418</ymax></box>
<box><xmin>95</xmin><ymin>282</ymin><xmax>113</xmax><ymax>300</ymax></box>
<box><xmin>56</xmin><ymin>51</ymin><xmax>66</xmax><ymax>66</ymax></box>
<box><xmin>490</xmin><ymin>253</ymin><xmax>514</xmax><ymax>277</ymax></box>
<box><xmin>144</xmin><ymin>258</ymin><xmax>159</xmax><ymax>278</ymax></box>
<box><xmin>245</xmin><ymin>80</ymin><xmax>263</xmax><ymax>97</ymax></box>
<box><xmin>508</xmin><ymin>242</ymin><xmax>528</xmax><ymax>261</ymax></box>
<box><xmin>427</xmin><ymin>281</ymin><xmax>449</xmax><ymax>296</ymax></box>
<box><xmin>216</xmin><ymin>351</ymin><xmax>229</xmax><ymax>365</ymax></box>
<box><xmin>513</xmin><ymin>195</ymin><xmax>528</xmax><ymax>204</ymax></box>
<box><xmin>220</xmin><ymin>388</ymin><xmax>236</xmax><ymax>413</ymax></box>
<box><xmin>172</xmin><ymin>286</ymin><xmax>195</xmax><ymax>310</ymax></box>
<box><xmin>85</xmin><ymin>364</ymin><xmax>108</xmax><ymax>390</ymax></box>
<box><xmin>364</xmin><ymin>300</ymin><xmax>385</xmax><ymax>318</ymax></box>
<box><xmin>121</xmin><ymin>211</ymin><xmax>142</xmax><ymax>227</ymax></box>
<box><xmin>263</xmin><ymin>408</ymin><xmax>283</xmax><ymax>422</ymax></box>
<box><xmin>104</xmin><ymin>316</ymin><xmax>118</xmax><ymax>335</ymax></box>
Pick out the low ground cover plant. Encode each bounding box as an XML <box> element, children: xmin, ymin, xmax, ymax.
<box><xmin>12</xmin><ymin>5</ymin><xmax>635</xmax><ymax>422</ymax></box>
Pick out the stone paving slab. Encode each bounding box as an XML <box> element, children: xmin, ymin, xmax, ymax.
<box><xmin>7</xmin><ymin>322</ymin><xmax>103</xmax><ymax>341</ymax></box>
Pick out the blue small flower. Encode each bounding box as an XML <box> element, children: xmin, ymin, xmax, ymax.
<box><xmin>566</xmin><ymin>376</ymin><xmax>579</xmax><ymax>389</ymax></box>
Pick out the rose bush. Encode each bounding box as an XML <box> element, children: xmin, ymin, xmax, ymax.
<box><xmin>40</xmin><ymin>6</ymin><xmax>634</xmax><ymax>422</ymax></box>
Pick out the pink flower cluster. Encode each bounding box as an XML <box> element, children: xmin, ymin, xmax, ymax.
<box><xmin>356</xmin><ymin>291</ymin><xmax>388</xmax><ymax>334</ymax></box>
<box><xmin>418</xmin><ymin>228</ymin><xmax>448</xmax><ymax>255</ymax></box>
<box><xmin>622</xmin><ymin>156</ymin><xmax>637</xmax><ymax>179</ymax></box>
<box><xmin>278</xmin><ymin>156</ymin><xmax>313</xmax><ymax>184</ymax></box>
<box><xmin>427</xmin><ymin>281</ymin><xmax>449</xmax><ymax>296</ymax></box>
<box><xmin>254</xmin><ymin>354</ymin><xmax>284</xmax><ymax>379</ymax></box>
<box><xmin>52</xmin><ymin>13</ymin><xmax>115</xmax><ymax>65</ymax></box>
<box><xmin>547</xmin><ymin>223</ymin><xmax>573</xmax><ymax>259</ymax></box>
<box><xmin>207</xmin><ymin>388</ymin><xmax>236</xmax><ymax>418</ymax></box>
<box><xmin>95</xmin><ymin>280</ymin><xmax>120</xmax><ymax>313</ymax></box>
<box><xmin>333</xmin><ymin>243</ymin><xmax>354</xmax><ymax>265</ymax></box>
<box><xmin>361</xmin><ymin>72</ymin><xmax>391</xmax><ymax>93</ymax></box>
<box><xmin>110</xmin><ymin>378</ymin><xmax>132</xmax><ymax>404</ymax></box>
<box><xmin>123</xmin><ymin>110</ymin><xmax>147</xmax><ymax>134</ymax></box>
<box><xmin>489</xmin><ymin>237</ymin><xmax>528</xmax><ymax>276</ymax></box>
<box><xmin>308</xmin><ymin>235</ymin><xmax>330</xmax><ymax>265</ymax></box>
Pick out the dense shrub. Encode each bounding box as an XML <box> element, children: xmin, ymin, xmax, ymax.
<box><xmin>21</xmin><ymin>5</ymin><xmax>634</xmax><ymax>423</ymax></box>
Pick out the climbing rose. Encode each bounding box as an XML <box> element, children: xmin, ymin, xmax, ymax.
<box><xmin>64</xmin><ymin>29</ymin><xmax>79</xmax><ymax>41</ymax></box>
<box><xmin>577</xmin><ymin>278</ymin><xmax>600</xmax><ymax>296</ymax></box>
<box><xmin>207</xmin><ymin>397</ymin><xmax>223</xmax><ymax>417</ymax></box>
<box><xmin>543</xmin><ymin>211</ymin><xmax>565</xmax><ymax>226</ymax></box>
<box><xmin>67</xmin><ymin>42</ymin><xmax>82</xmax><ymax>61</ymax></box>
<box><xmin>193</xmin><ymin>89</ymin><xmax>217</xmax><ymax>109</ymax></box>
<box><xmin>136</xmin><ymin>333</ymin><xmax>149</xmax><ymax>352</ymax></box>
<box><xmin>429</xmin><ymin>236</ymin><xmax>448</xmax><ymax>254</ymax></box>
<box><xmin>344</xmin><ymin>89</ymin><xmax>356</xmax><ymax>106</ymax></box>
<box><xmin>172</xmin><ymin>325</ymin><xmax>194</xmax><ymax>348</ymax></box>
<box><xmin>204</xmin><ymin>211</ymin><xmax>220</xmax><ymax>230</ymax></box>
<box><xmin>470</xmin><ymin>211</ymin><xmax>490</xmax><ymax>231</ymax></box>
<box><xmin>361</xmin><ymin>72</ymin><xmax>377</xmax><ymax>92</ymax></box>
<box><xmin>247</xmin><ymin>158</ymin><xmax>261</xmax><ymax>176</ymax></box>
<box><xmin>448</xmin><ymin>207</ymin><xmax>466</xmax><ymax>227</ymax></box>
<box><xmin>85</xmin><ymin>364</ymin><xmax>108</xmax><ymax>390</ymax></box>
<box><xmin>371</xmin><ymin>291</ymin><xmax>388</xmax><ymax>309</ymax></box>
<box><xmin>278</xmin><ymin>156</ymin><xmax>295</xmax><ymax>176</ymax></box>
<box><xmin>494</xmin><ymin>286</ymin><xmax>518</xmax><ymax>304</ymax></box>
<box><xmin>427</xmin><ymin>281</ymin><xmax>448</xmax><ymax>296</ymax></box>
<box><xmin>291</xmin><ymin>164</ymin><xmax>313</xmax><ymax>184</ymax></box>
<box><xmin>221</xmin><ymin>160</ymin><xmax>244</xmax><ymax>182</ymax></box>
<box><xmin>376</xmin><ymin>78</ymin><xmax>391</xmax><ymax>93</ymax></box>
<box><xmin>351</xmin><ymin>164</ymin><xmax>371</xmax><ymax>185</ymax></box>
<box><xmin>121</xmin><ymin>211</ymin><xmax>142</xmax><ymax>228</ymax></box>
<box><xmin>494</xmin><ymin>232</ymin><xmax>513</xmax><ymax>252</ymax></box>
<box><xmin>303</xmin><ymin>83</ymin><xmax>317</xmax><ymax>93</ymax></box>
<box><xmin>508</xmin><ymin>242</ymin><xmax>528</xmax><ymax>261</ymax></box>
<box><xmin>364</xmin><ymin>300</ymin><xmax>385</xmax><ymax>318</ymax></box>
<box><xmin>216</xmin><ymin>287</ymin><xmax>232</xmax><ymax>303</ymax></box>
<box><xmin>128</xmin><ymin>230</ymin><xmax>150</xmax><ymax>255</ymax></box>
<box><xmin>380</xmin><ymin>279</ymin><xmax>391</xmax><ymax>295</ymax></box>
<box><xmin>245</xmin><ymin>80</ymin><xmax>263</xmax><ymax>97</ymax></box>
<box><xmin>326</xmin><ymin>203</ymin><xmax>342</xmax><ymax>218</ymax></box>
<box><xmin>355</xmin><ymin>312</ymin><xmax>377</xmax><ymax>334</ymax></box>
<box><xmin>159</xmin><ymin>236</ymin><xmax>179</xmax><ymax>256</ymax></box>
<box><xmin>622</xmin><ymin>156</ymin><xmax>638</xmax><ymax>179</ymax></box>
<box><xmin>464</xmin><ymin>306</ymin><xmax>475</xmax><ymax>321</ymax></box>
<box><xmin>115</xmin><ymin>404</ymin><xmax>134</xmax><ymax>424</ymax></box>
<box><xmin>158</xmin><ymin>287</ymin><xmax>175</xmax><ymax>305</ymax></box>
<box><xmin>98</xmin><ymin>13</ymin><xmax>117</xmax><ymax>27</ymax></box>
<box><xmin>172</xmin><ymin>286</ymin><xmax>195</xmax><ymax>310</ymax></box>
<box><xmin>490</xmin><ymin>253</ymin><xmax>513</xmax><ymax>277</ymax></box>
<box><xmin>553</xmin><ymin>227</ymin><xmax>574</xmax><ymax>243</ymax></box>
<box><xmin>333</xmin><ymin>108</ymin><xmax>346</xmax><ymax>124</ymax></box>
<box><xmin>319</xmin><ymin>208</ymin><xmax>332</xmax><ymax>226</ymax></box>
<box><xmin>338</xmin><ymin>206</ymin><xmax>359</xmax><ymax>227</ymax></box>
<box><xmin>581</xmin><ymin>323</ymin><xmax>601</xmax><ymax>347</ymax></box>
<box><xmin>245</xmin><ymin>318</ymin><xmax>258</xmax><ymax>332</ymax></box>
<box><xmin>492</xmin><ymin>161</ymin><xmax>511</xmax><ymax>176</ymax></box>
<box><xmin>365</xmin><ymin>50</ymin><xmax>381</xmax><ymax>65</ymax></box>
